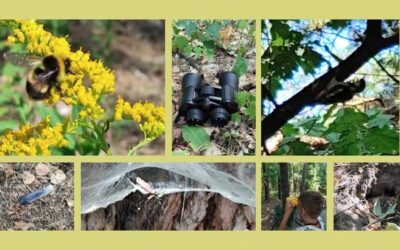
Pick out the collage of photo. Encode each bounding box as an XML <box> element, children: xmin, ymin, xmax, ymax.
<box><xmin>0</xmin><ymin>19</ymin><xmax>399</xmax><ymax>231</ymax></box>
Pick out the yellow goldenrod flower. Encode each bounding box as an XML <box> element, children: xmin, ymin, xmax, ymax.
<box><xmin>286</xmin><ymin>195</ymin><xmax>299</xmax><ymax>207</ymax></box>
<box><xmin>1</xmin><ymin>20</ymin><xmax>165</xmax><ymax>155</ymax></box>
<box><xmin>114</xmin><ymin>96</ymin><xmax>165</xmax><ymax>139</ymax></box>
<box><xmin>6</xmin><ymin>19</ymin><xmax>115</xmax><ymax>120</ymax></box>
<box><xmin>0</xmin><ymin>116</ymin><xmax>68</xmax><ymax>156</ymax></box>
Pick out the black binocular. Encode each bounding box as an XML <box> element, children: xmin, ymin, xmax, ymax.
<box><xmin>178</xmin><ymin>72</ymin><xmax>239</xmax><ymax>127</ymax></box>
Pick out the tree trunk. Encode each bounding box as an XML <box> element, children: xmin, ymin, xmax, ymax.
<box><xmin>291</xmin><ymin>165</ymin><xmax>295</xmax><ymax>194</ymax></box>
<box><xmin>263</xmin><ymin>164</ymin><xmax>270</xmax><ymax>202</ymax></box>
<box><xmin>279</xmin><ymin>163</ymin><xmax>290</xmax><ymax>208</ymax></box>
<box><xmin>278</xmin><ymin>175</ymin><xmax>281</xmax><ymax>201</ymax></box>
<box><xmin>300</xmin><ymin>164</ymin><xmax>308</xmax><ymax>193</ymax></box>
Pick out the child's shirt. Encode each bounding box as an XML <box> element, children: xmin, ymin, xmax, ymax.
<box><xmin>295</xmin><ymin>216</ymin><xmax>325</xmax><ymax>231</ymax></box>
<box><xmin>290</xmin><ymin>208</ymin><xmax>326</xmax><ymax>231</ymax></box>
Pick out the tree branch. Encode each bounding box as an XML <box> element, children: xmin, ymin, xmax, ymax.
<box><xmin>373</xmin><ymin>57</ymin><xmax>400</xmax><ymax>84</ymax></box>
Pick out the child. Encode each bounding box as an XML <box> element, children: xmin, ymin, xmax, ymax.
<box><xmin>279</xmin><ymin>191</ymin><xmax>325</xmax><ymax>231</ymax></box>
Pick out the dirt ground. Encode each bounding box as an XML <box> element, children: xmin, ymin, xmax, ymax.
<box><xmin>172</xmin><ymin>21</ymin><xmax>256</xmax><ymax>155</ymax></box>
<box><xmin>334</xmin><ymin>163</ymin><xmax>400</xmax><ymax>231</ymax></box>
<box><xmin>0</xmin><ymin>163</ymin><xmax>74</xmax><ymax>230</ymax></box>
<box><xmin>262</xmin><ymin>198</ymin><xmax>280</xmax><ymax>230</ymax></box>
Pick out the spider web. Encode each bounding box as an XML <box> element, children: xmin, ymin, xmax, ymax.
<box><xmin>81</xmin><ymin>163</ymin><xmax>255</xmax><ymax>214</ymax></box>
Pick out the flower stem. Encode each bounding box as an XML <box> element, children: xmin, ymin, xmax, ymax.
<box><xmin>128</xmin><ymin>137</ymin><xmax>154</xmax><ymax>156</ymax></box>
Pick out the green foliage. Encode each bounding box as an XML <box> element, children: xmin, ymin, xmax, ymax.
<box><xmin>273</xmin><ymin>139</ymin><xmax>314</xmax><ymax>155</ymax></box>
<box><xmin>373</xmin><ymin>198</ymin><xmax>397</xmax><ymax>219</ymax></box>
<box><xmin>39</xmin><ymin>20</ymin><xmax>69</xmax><ymax>36</ymax></box>
<box><xmin>172</xmin><ymin>20</ymin><xmax>255</xmax><ymax>63</ymax></box>
<box><xmin>236</xmin><ymin>91</ymin><xmax>256</xmax><ymax>121</ymax></box>
<box><xmin>181</xmin><ymin>125</ymin><xmax>210</xmax><ymax>152</ymax></box>
<box><xmin>385</xmin><ymin>222</ymin><xmax>400</xmax><ymax>231</ymax></box>
<box><xmin>263</xmin><ymin>163</ymin><xmax>326</xmax><ymax>199</ymax></box>
<box><xmin>277</xmin><ymin>107</ymin><xmax>399</xmax><ymax>155</ymax></box>
<box><xmin>262</xmin><ymin>20</ymin><xmax>324</xmax><ymax>95</ymax></box>
<box><xmin>325</xmin><ymin>20</ymin><xmax>351</xmax><ymax>29</ymax></box>
<box><xmin>172</xmin><ymin>35</ymin><xmax>191</xmax><ymax>55</ymax></box>
<box><xmin>232</xmin><ymin>54</ymin><xmax>248</xmax><ymax>77</ymax></box>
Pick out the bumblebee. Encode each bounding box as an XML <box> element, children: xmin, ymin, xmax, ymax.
<box><xmin>26</xmin><ymin>55</ymin><xmax>71</xmax><ymax>100</ymax></box>
<box><xmin>4</xmin><ymin>52</ymin><xmax>71</xmax><ymax>100</ymax></box>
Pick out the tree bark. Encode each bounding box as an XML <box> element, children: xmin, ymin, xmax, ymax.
<box><xmin>300</xmin><ymin>164</ymin><xmax>308</xmax><ymax>193</ymax></box>
<box><xmin>263</xmin><ymin>164</ymin><xmax>270</xmax><ymax>202</ymax></box>
<box><xmin>279</xmin><ymin>163</ymin><xmax>290</xmax><ymax>208</ymax></box>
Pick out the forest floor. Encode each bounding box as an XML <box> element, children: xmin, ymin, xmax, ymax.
<box><xmin>334</xmin><ymin>163</ymin><xmax>400</xmax><ymax>231</ymax></box>
<box><xmin>172</xmin><ymin>23</ymin><xmax>256</xmax><ymax>156</ymax></box>
<box><xmin>0</xmin><ymin>163</ymin><xmax>74</xmax><ymax>230</ymax></box>
<box><xmin>262</xmin><ymin>198</ymin><xmax>280</xmax><ymax>230</ymax></box>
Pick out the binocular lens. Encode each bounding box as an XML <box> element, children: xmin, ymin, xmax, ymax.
<box><xmin>210</xmin><ymin>107</ymin><xmax>229</xmax><ymax>127</ymax></box>
<box><xmin>219</xmin><ymin>72</ymin><xmax>239</xmax><ymax>113</ymax></box>
<box><xmin>182</xmin><ymin>73</ymin><xmax>202</xmax><ymax>88</ymax></box>
<box><xmin>219</xmin><ymin>72</ymin><xmax>239</xmax><ymax>89</ymax></box>
<box><xmin>186</xmin><ymin>108</ymin><xmax>205</xmax><ymax>126</ymax></box>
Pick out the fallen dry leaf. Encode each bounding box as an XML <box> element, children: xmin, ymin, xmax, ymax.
<box><xmin>219</xmin><ymin>25</ymin><xmax>234</xmax><ymax>48</ymax></box>
<box><xmin>21</xmin><ymin>171</ymin><xmax>35</xmax><ymax>185</ymax></box>
<box><xmin>14</xmin><ymin>221</ymin><xmax>35</xmax><ymax>230</ymax></box>
<box><xmin>50</xmin><ymin>170</ymin><xmax>66</xmax><ymax>184</ymax></box>
<box><xmin>4</xmin><ymin>165</ymin><xmax>15</xmax><ymax>177</ymax></box>
<box><xmin>66</xmin><ymin>197</ymin><xmax>74</xmax><ymax>207</ymax></box>
<box><xmin>35</xmin><ymin>163</ymin><xmax>50</xmax><ymax>176</ymax></box>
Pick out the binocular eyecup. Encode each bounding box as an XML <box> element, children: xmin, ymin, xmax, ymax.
<box><xmin>178</xmin><ymin>71</ymin><xmax>239</xmax><ymax>128</ymax></box>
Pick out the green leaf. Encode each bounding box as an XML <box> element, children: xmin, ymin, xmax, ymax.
<box><xmin>237</xmin><ymin>20</ymin><xmax>248</xmax><ymax>30</ymax></box>
<box><xmin>172</xmin><ymin>150</ymin><xmax>190</xmax><ymax>156</ymax></box>
<box><xmin>237</xmin><ymin>45</ymin><xmax>247</xmax><ymax>57</ymax></box>
<box><xmin>274</xmin><ymin>139</ymin><xmax>314</xmax><ymax>155</ymax></box>
<box><xmin>263</xmin><ymin>20</ymin><xmax>324</xmax><ymax>95</ymax></box>
<box><xmin>183</xmin><ymin>21</ymin><xmax>199</xmax><ymax>38</ymax></box>
<box><xmin>0</xmin><ymin>107</ymin><xmax>9</xmax><ymax>117</ymax></box>
<box><xmin>385</xmin><ymin>222</ymin><xmax>400</xmax><ymax>231</ymax></box>
<box><xmin>281</xmin><ymin>123</ymin><xmax>298</xmax><ymax>136</ymax></box>
<box><xmin>202</xmin><ymin>40</ymin><xmax>216</xmax><ymax>59</ymax></box>
<box><xmin>231</xmin><ymin>113</ymin><xmax>241</xmax><ymax>123</ymax></box>
<box><xmin>236</xmin><ymin>91</ymin><xmax>251</xmax><ymax>107</ymax></box>
<box><xmin>325</xmin><ymin>20</ymin><xmax>350</xmax><ymax>29</ymax></box>
<box><xmin>0</xmin><ymin>120</ymin><xmax>18</xmax><ymax>133</ymax></box>
<box><xmin>204</xmin><ymin>22</ymin><xmax>222</xmax><ymax>41</ymax></box>
<box><xmin>36</xmin><ymin>106</ymin><xmax>63</xmax><ymax>125</ymax></box>
<box><xmin>181</xmin><ymin>125</ymin><xmax>210</xmax><ymax>152</ymax></box>
<box><xmin>172</xmin><ymin>35</ymin><xmax>191</xmax><ymax>55</ymax></box>
<box><xmin>1</xmin><ymin>62</ymin><xmax>24</xmax><ymax>77</ymax></box>
<box><xmin>324</xmin><ymin>108</ymin><xmax>367</xmax><ymax>135</ymax></box>
<box><xmin>373</xmin><ymin>197</ymin><xmax>397</xmax><ymax>219</ymax></box>
<box><xmin>364</xmin><ymin>126</ymin><xmax>399</xmax><ymax>155</ymax></box>
<box><xmin>245</xmin><ymin>96</ymin><xmax>256</xmax><ymax>120</ymax></box>
<box><xmin>325</xmin><ymin>132</ymin><xmax>341</xmax><ymax>143</ymax></box>
<box><xmin>232</xmin><ymin>55</ymin><xmax>248</xmax><ymax>77</ymax></box>
<box><xmin>366</xmin><ymin>109</ymin><xmax>393</xmax><ymax>129</ymax></box>
<box><xmin>78</xmin><ymin>138</ymin><xmax>101</xmax><ymax>155</ymax></box>
<box><xmin>193</xmin><ymin>47</ymin><xmax>203</xmax><ymax>58</ymax></box>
